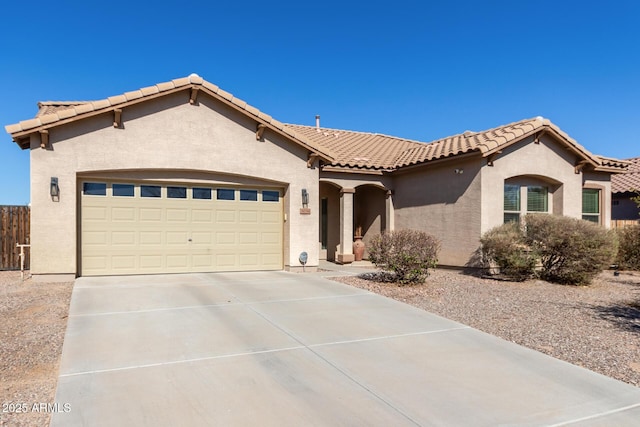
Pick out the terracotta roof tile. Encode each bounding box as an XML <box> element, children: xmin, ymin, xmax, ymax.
<box><xmin>5</xmin><ymin>75</ymin><xmax>336</xmax><ymax>162</ymax></box>
<box><xmin>140</xmin><ymin>85</ymin><xmax>159</xmax><ymax>96</ymax></box>
<box><xmin>124</xmin><ymin>90</ymin><xmax>144</xmax><ymax>101</ymax></box>
<box><xmin>612</xmin><ymin>157</ymin><xmax>640</xmax><ymax>193</ymax></box>
<box><xmin>284</xmin><ymin>124</ymin><xmax>423</xmax><ymax>169</ymax></box>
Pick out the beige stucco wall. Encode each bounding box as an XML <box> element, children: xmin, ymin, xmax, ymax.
<box><xmin>480</xmin><ymin>134</ymin><xmax>614</xmax><ymax>233</ymax></box>
<box><xmin>393</xmin><ymin>157</ymin><xmax>483</xmax><ymax>267</ymax></box>
<box><xmin>29</xmin><ymin>91</ymin><xmax>319</xmax><ymax>276</ymax></box>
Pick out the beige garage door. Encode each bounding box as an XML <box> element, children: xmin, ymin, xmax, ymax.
<box><xmin>80</xmin><ymin>181</ymin><xmax>283</xmax><ymax>276</ymax></box>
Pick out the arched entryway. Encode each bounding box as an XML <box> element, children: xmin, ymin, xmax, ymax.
<box><xmin>319</xmin><ymin>180</ymin><xmax>393</xmax><ymax>263</ymax></box>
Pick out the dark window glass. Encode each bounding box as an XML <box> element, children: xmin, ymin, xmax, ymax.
<box><xmin>263</xmin><ymin>191</ymin><xmax>279</xmax><ymax>202</ymax></box>
<box><xmin>240</xmin><ymin>190</ymin><xmax>258</xmax><ymax>201</ymax></box>
<box><xmin>193</xmin><ymin>188</ymin><xmax>212</xmax><ymax>200</ymax></box>
<box><xmin>167</xmin><ymin>186</ymin><xmax>187</xmax><ymax>199</ymax></box>
<box><xmin>217</xmin><ymin>188</ymin><xmax>235</xmax><ymax>200</ymax></box>
<box><xmin>83</xmin><ymin>182</ymin><xmax>106</xmax><ymax>196</ymax></box>
<box><xmin>113</xmin><ymin>183</ymin><xmax>134</xmax><ymax>197</ymax></box>
<box><xmin>141</xmin><ymin>185</ymin><xmax>161</xmax><ymax>198</ymax></box>
<box><xmin>504</xmin><ymin>213</ymin><xmax>520</xmax><ymax>223</ymax></box>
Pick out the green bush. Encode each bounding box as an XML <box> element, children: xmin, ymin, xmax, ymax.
<box><xmin>368</xmin><ymin>229</ymin><xmax>440</xmax><ymax>284</ymax></box>
<box><xmin>480</xmin><ymin>222</ymin><xmax>536</xmax><ymax>281</ymax></box>
<box><xmin>480</xmin><ymin>215</ymin><xmax>617</xmax><ymax>285</ymax></box>
<box><xmin>616</xmin><ymin>225</ymin><xmax>640</xmax><ymax>270</ymax></box>
<box><xmin>524</xmin><ymin>214</ymin><xmax>617</xmax><ymax>285</ymax></box>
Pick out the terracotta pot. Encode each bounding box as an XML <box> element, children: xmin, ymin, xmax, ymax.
<box><xmin>353</xmin><ymin>236</ymin><xmax>365</xmax><ymax>261</ymax></box>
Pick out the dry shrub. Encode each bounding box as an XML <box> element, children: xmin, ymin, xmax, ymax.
<box><xmin>524</xmin><ymin>214</ymin><xmax>617</xmax><ymax>285</ymax></box>
<box><xmin>616</xmin><ymin>225</ymin><xmax>640</xmax><ymax>271</ymax></box>
<box><xmin>368</xmin><ymin>229</ymin><xmax>440</xmax><ymax>284</ymax></box>
<box><xmin>481</xmin><ymin>215</ymin><xmax>617</xmax><ymax>285</ymax></box>
<box><xmin>480</xmin><ymin>222</ymin><xmax>536</xmax><ymax>281</ymax></box>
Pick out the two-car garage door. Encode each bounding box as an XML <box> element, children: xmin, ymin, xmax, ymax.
<box><xmin>80</xmin><ymin>180</ymin><xmax>283</xmax><ymax>276</ymax></box>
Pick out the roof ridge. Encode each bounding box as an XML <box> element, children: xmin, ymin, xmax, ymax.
<box><xmin>6</xmin><ymin>75</ymin><xmax>336</xmax><ymax>162</ymax></box>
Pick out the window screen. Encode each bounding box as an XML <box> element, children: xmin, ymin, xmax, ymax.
<box><xmin>582</xmin><ymin>189</ymin><xmax>600</xmax><ymax>223</ymax></box>
<box><xmin>527</xmin><ymin>186</ymin><xmax>548</xmax><ymax>212</ymax></box>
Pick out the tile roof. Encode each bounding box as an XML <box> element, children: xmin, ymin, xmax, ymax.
<box><xmin>5</xmin><ymin>76</ymin><xmax>627</xmax><ymax>174</ymax></box>
<box><xmin>282</xmin><ymin>125</ymin><xmax>423</xmax><ymax>170</ymax></box>
<box><xmin>286</xmin><ymin>117</ymin><xmax>627</xmax><ymax>173</ymax></box>
<box><xmin>612</xmin><ymin>157</ymin><xmax>640</xmax><ymax>193</ymax></box>
<box><xmin>5</xmin><ymin>75</ymin><xmax>335</xmax><ymax>162</ymax></box>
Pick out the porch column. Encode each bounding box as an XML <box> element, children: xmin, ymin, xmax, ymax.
<box><xmin>337</xmin><ymin>188</ymin><xmax>355</xmax><ymax>264</ymax></box>
<box><xmin>385</xmin><ymin>190</ymin><xmax>395</xmax><ymax>232</ymax></box>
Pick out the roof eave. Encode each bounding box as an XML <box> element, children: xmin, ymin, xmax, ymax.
<box><xmin>6</xmin><ymin>79</ymin><xmax>336</xmax><ymax>162</ymax></box>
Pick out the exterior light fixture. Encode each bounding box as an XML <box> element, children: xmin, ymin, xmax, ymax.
<box><xmin>50</xmin><ymin>177</ymin><xmax>60</xmax><ymax>199</ymax></box>
<box><xmin>455</xmin><ymin>169</ymin><xmax>464</xmax><ymax>174</ymax></box>
<box><xmin>301</xmin><ymin>188</ymin><xmax>309</xmax><ymax>207</ymax></box>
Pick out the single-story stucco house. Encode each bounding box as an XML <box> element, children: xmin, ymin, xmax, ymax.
<box><xmin>4</xmin><ymin>74</ymin><xmax>629</xmax><ymax>281</ymax></box>
<box><xmin>612</xmin><ymin>157</ymin><xmax>640</xmax><ymax>221</ymax></box>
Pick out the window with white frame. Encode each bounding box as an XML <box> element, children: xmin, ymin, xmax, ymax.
<box><xmin>582</xmin><ymin>188</ymin><xmax>600</xmax><ymax>224</ymax></box>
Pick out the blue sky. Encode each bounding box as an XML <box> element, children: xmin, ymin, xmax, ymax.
<box><xmin>1</xmin><ymin>1</ymin><xmax>639</xmax><ymax>205</ymax></box>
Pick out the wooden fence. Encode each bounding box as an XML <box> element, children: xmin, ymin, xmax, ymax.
<box><xmin>0</xmin><ymin>206</ymin><xmax>30</xmax><ymax>270</ymax></box>
<box><xmin>611</xmin><ymin>219</ymin><xmax>640</xmax><ymax>229</ymax></box>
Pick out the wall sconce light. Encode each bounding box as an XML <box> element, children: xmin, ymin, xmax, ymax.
<box><xmin>301</xmin><ymin>188</ymin><xmax>309</xmax><ymax>207</ymax></box>
<box><xmin>50</xmin><ymin>177</ymin><xmax>59</xmax><ymax>199</ymax></box>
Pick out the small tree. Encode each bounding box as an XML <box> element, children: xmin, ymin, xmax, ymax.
<box><xmin>368</xmin><ymin>229</ymin><xmax>440</xmax><ymax>285</ymax></box>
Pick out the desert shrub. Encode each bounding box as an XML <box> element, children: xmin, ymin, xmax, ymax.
<box><xmin>368</xmin><ymin>229</ymin><xmax>440</xmax><ymax>284</ymax></box>
<box><xmin>523</xmin><ymin>214</ymin><xmax>617</xmax><ymax>285</ymax></box>
<box><xmin>480</xmin><ymin>222</ymin><xmax>536</xmax><ymax>281</ymax></box>
<box><xmin>616</xmin><ymin>225</ymin><xmax>640</xmax><ymax>270</ymax></box>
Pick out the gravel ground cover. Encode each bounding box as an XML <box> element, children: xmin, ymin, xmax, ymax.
<box><xmin>332</xmin><ymin>268</ymin><xmax>640</xmax><ymax>387</ymax></box>
<box><xmin>0</xmin><ymin>271</ymin><xmax>73</xmax><ymax>427</ymax></box>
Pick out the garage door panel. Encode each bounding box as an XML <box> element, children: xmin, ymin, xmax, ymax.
<box><xmin>167</xmin><ymin>231</ymin><xmax>189</xmax><ymax>245</ymax></box>
<box><xmin>216</xmin><ymin>232</ymin><xmax>236</xmax><ymax>244</ymax></box>
<box><xmin>192</xmin><ymin>210</ymin><xmax>213</xmax><ymax>222</ymax></box>
<box><xmin>84</xmin><ymin>206</ymin><xmax>108</xmax><ymax>221</ymax></box>
<box><xmin>140</xmin><ymin>231</ymin><xmax>163</xmax><ymax>245</ymax></box>
<box><xmin>239</xmin><ymin>232</ymin><xmax>259</xmax><ymax>244</ymax></box>
<box><xmin>112</xmin><ymin>256</ymin><xmax>136</xmax><ymax>270</ymax></box>
<box><xmin>112</xmin><ymin>207</ymin><xmax>136</xmax><ymax>222</ymax></box>
<box><xmin>111</xmin><ymin>231</ymin><xmax>136</xmax><ymax>245</ymax></box>
<box><xmin>83</xmin><ymin>231</ymin><xmax>108</xmax><ymax>246</ymax></box>
<box><xmin>140</xmin><ymin>208</ymin><xmax>163</xmax><ymax>222</ymax></box>
<box><xmin>166</xmin><ymin>209</ymin><xmax>188</xmax><ymax>222</ymax></box>
<box><xmin>80</xmin><ymin>181</ymin><xmax>282</xmax><ymax>276</ymax></box>
<box><xmin>239</xmin><ymin>210</ymin><xmax>258</xmax><ymax>223</ymax></box>
<box><xmin>261</xmin><ymin>232</ymin><xmax>280</xmax><ymax>245</ymax></box>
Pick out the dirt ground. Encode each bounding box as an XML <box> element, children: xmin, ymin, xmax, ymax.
<box><xmin>0</xmin><ymin>271</ymin><xmax>73</xmax><ymax>427</ymax></box>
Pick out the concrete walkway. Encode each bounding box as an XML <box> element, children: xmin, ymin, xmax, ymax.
<box><xmin>51</xmin><ymin>270</ymin><xmax>640</xmax><ymax>426</ymax></box>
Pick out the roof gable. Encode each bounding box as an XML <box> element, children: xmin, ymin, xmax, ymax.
<box><xmin>5</xmin><ymin>75</ymin><xmax>335</xmax><ymax>163</ymax></box>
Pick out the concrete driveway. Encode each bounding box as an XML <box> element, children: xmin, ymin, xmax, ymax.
<box><xmin>51</xmin><ymin>271</ymin><xmax>640</xmax><ymax>426</ymax></box>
